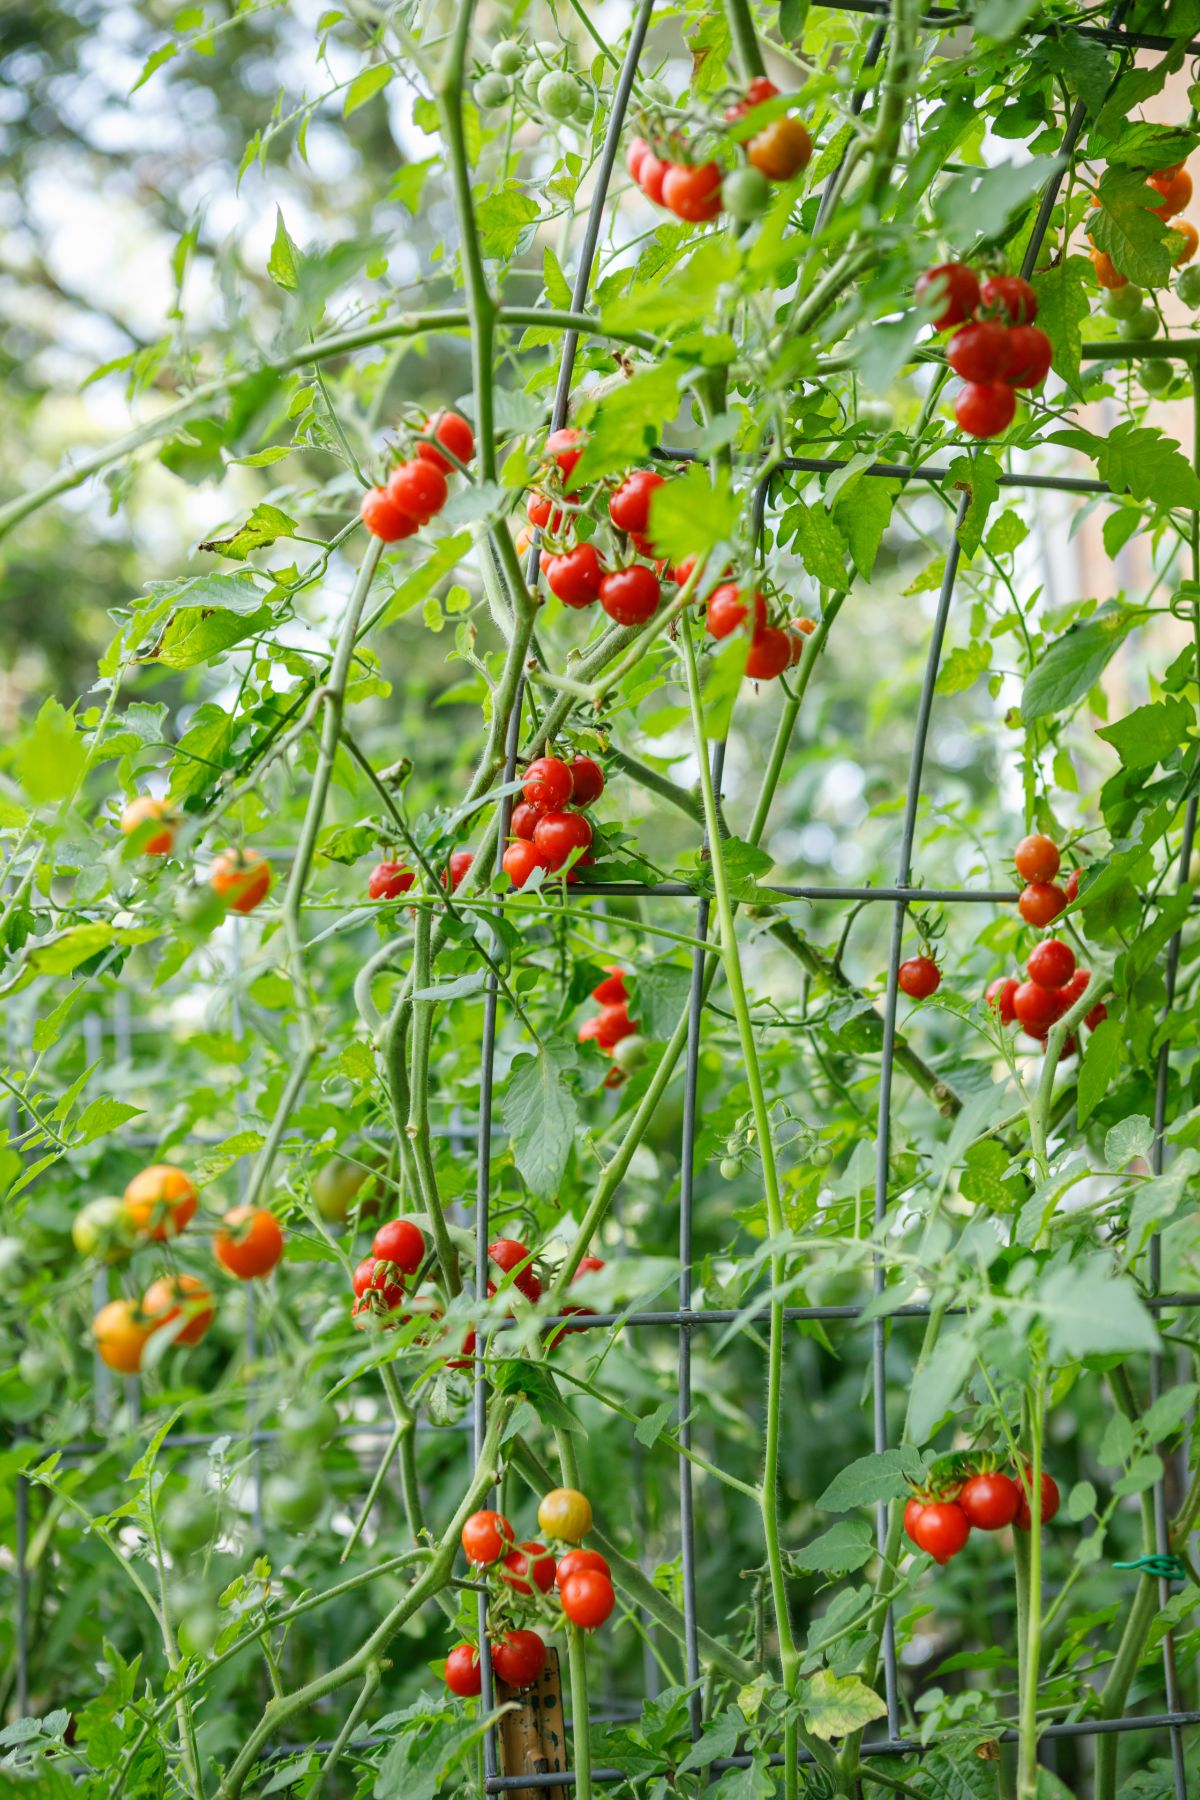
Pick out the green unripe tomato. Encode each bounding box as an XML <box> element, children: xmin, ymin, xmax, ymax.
<box><xmin>610</xmin><ymin>1033</ymin><xmax>648</xmax><ymax>1075</ymax></box>
<box><xmin>1117</xmin><ymin>306</ymin><xmax>1160</xmax><ymax>340</ymax></box>
<box><xmin>310</xmin><ymin>1156</ymin><xmax>367</xmax><ymax>1224</ymax></box>
<box><xmin>532</xmin><ymin>39</ymin><xmax>561</xmax><ymax>63</ymax></box>
<box><xmin>1100</xmin><ymin>282</ymin><xmax>1143</xmax><ymax>319</ymax></box>
<box><xmin>474</xmin><ymin>71</ymin><xmax>512</xmax><ymax>110</ymax></box>
<box><xmin>722</xmin><ymin>165</ymin><xmax>771</xmax><ymax>222</ymax></box>
<box><xmin>72</xmin><ymin>1195</ymin><xmax>134</xmax><ymax>1262</ymax></box>
<box><xmin>491</xmin><ymin>38</ymin><xmax>524</xmax><ymax>75</ymax></box>
<box><xmin>279</xmin><ymin>1397</ymin><xmax>339</xmax><ymax>1453</ymax></box>
<box><xmin>573</xmin><ymin>83</ymin><xmax>595</xmax><ymax>119</ymax></box>
<box><xmin>1177</xmin><ymin>264</ymin><xmax>1200</xmax><ymax>307</ymax></box>
<box><xmin>810</xmin><ymin>1144</ymin><xmax>833</xmax><ymax>1168</ymax></box>
<box><xmin>0</xmin><ymin>1235</ymin><xmax>25</xmax><ymax>1292</ymax></box>
<box><xmin>639</xmin><ymin>78</ymin><xmax>672</xmax><ymax>107</ymax></box>
<box><xmin>538</xmin><ymin>71</ymin><xmax>582</xmax><ymax>121</ymax></box>
<box><xmin>1140</xmin><ymin>358</ymin><xmax>1174</xmax><ymax>394</ymax></box>
<box><xmin>161</xmin><ymin>1490</ymin><xmax>221</xmax><ymax>1556</ymax></box>
<box><xmin>19</xmin><ymin>1346</ymin><xmax>57</xmax><ymax>1388</ymax></box>
<box><xmin>719</xmin><ymin>1156</ymin><xmax>741</xmax><ymax>1180</ymax></box>
<box><xmin>175</xmin><ymin>1585</ymin><xmax>221</xmax><ymax>1658</ymax></box>
<box><xmin>264</xmin><ymin>1464</ymin><xmax>326</xmax><ymax>1531</ymax></box>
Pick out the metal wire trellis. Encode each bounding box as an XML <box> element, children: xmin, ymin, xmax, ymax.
<box><xmin>7</xmin><ymin>6</ymin><xmax>1200</xmax><ymax>1794</ymax></box>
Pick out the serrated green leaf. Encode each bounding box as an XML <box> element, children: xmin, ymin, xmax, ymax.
<box><xmin>343</xmin><ymin>62</ymin><xmax>392</xmax><ymax>117</ymax></box>
<box><xmin>501</xmin><ymin>1037</ymin><xmax>578</xmax><ymax>1198</ymax></box>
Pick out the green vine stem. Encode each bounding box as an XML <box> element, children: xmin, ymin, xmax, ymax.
<box><xmin>1016</xmin><ymin>1362</ymin><xmax>1047</xmax><ymax>1797</ymax></box>
<box><xmin>723</xmin><ymin>0</ymin><xmax>767</xmax><ymax>82</ymax></box>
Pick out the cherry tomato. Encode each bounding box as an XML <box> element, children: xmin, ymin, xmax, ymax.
<box><xmin>538</xmin><ymin>1487</ymin><xmax>593</xmax><ymax>1543</ymax></box>
<box><xmin>609</xmin><ymin>470</ymin><xmax>665</xmax><ymax>536</ymax></box>
<box><xmin>360</xmin><ymin>487</ymin><xmax>418</xmax><ymax>541</ymax></box>
<box><xmin>462</xmin><ymin>1509</ymin><xmax>514</xmax><ymax>1564</ymax></box>
<box><xmin>533</xmin><ymin>810</ymin><xmax>593</xmax><ymax>871</ymax></box>
<box><xmin>661</xmin><ymin>162</ymin><xmax>723</xmax><ymax>223</ymax></box>
<box><xmin>592</xmin><ymin>966</ymin><xmax>627</xmax><ymax>1005</ymax></box>
<box><xmin>1064</xmin><ymin>867</ymin><xmax>1082</xmax><ymax>903</ymax></box>
<box><xmin>1004</xmin><ymin>324</ymin><xmax>1053</xmax><ymax>389</ymax></box>
<box><xmin>123</xmin><ymin>1164</ymin><xmax>198</xmax><ymax>1241</ymax></box>
<box><xmin>599</xmin><ymin>564</ymin><xmax>660</xmax><ymax>626</ymax></box>
<box><xmin>372</xmin><ymin>1218</ymin><xmax>425</xmax><ymax>1274</ymax></box>
<box><xmin>545</xmin><ymin>427</ymin><xmax>586</xmax><ymax>481</ymax></box>
<box><xmin>568</xmin><ymin>757</ymin><xmax>604</xmax><ymax>806</ymax></box>
<box><xmin>210</xmin><ymin>849</ymin><xmax>272</xmax><ymax>914</ymax></box>
<box><xmin>523</xmin><ymin>757</ymin><xmax>574</xmax><ymax>810</ymax></box>
<box><xmin>986</xmin><ymin>976</ymin><xmax>1018</xmax><ymax>1023</ymax></box>
<box><xmin>1013</xmin><ymin>979</ymin><xmax>1059</xmax><ymax>1036</ymax></box>
<box><xmin>910</xmin><ymin>1500</ymin><xmax>970</xmax><ymax>1564</ymax></box>
<box><xmin>898</xmin><ymin>955</ymin><xmax>940</xmax><ymax>999</ymax></box>
<box><xmin>946</xmin><ymin>320</ymin><xmax>1012</xmax><ymax>383</ymax></box>
<box><xmin>1014</xmin><ymin>833</ymin><xmax>1059</xmax><ymax>883</ymax></box>
<box><xmin>1171</xmin><ymin>219</ymin><xmax>1199</xmax><ymax>266</ymax></box>
<box><xmin>556</xmin><ymin>1547</ymin><xmax>611</xmax><ymax>1586</ymax></box>
<box><xmin>706</xmin><ymin>584</ymin><xmax>765</xmax><ymax>639</ymax></box>
<box><xmin>1091</xmin><ymin>249</ymin><xmax>1127</xmax><ymax>290</ymax></box>
<box><xmin>546</xmin><ymin>544</ymin><xmax>604</xmax><ymax>608</ymax></box>
<box><xmin>561</xmin><ymin>1569</ymin><xmax>616</xmax><ymax>1629</ymax></box>
<box><xmin>954</xmin><ymin>380</ymin><xmax>1016</xmax><ymax>438</ymax></box>
<box><xmin>1019</xmin><ymin>880</ymin><xmax>1067</xmax><ymax>928</ymax></box>
<box><xmin>1015</xmin><ymin>1469</ymin><xmax>1060</xmax><ymax>1531</ymax></box>
<box><xmin>368</xmin><ymin>860</ymin><xmax>414</xmax><ymax>900</ymax></box>
<box><xmin>214</xmin><ymin>1206</ymin><xmax>284</xmax><ymax>1280</ymax></box>
<box><xmin>143</xmin><ymin>1273</ymin><xmax>214</xmax><ymax>1348</ymax></box>
<box><xmin>747</xmin><ymin>116</ymin><xmax>812</xmax><ymax>181</ymax></box>
<box><xmin>526</xmin><ymin>491</ymin><xmax>555</xmax><ymax>529</ymax></box>
<box><xmin>960</xmin><ymin>1471</ymin><xmax>1020</xmax><ymax>1531</ymax></box>
<box><xmin>387</xmin><ymin>457</ymin><xmax>447</xmax><ymax>525</ymax></box>
<box><xmin>724</xmin><ymin>76</ymin><xmax>779</xmax><ymax>119</ymax></box>
<box><xmin>1061</xmin><ymin>968</ymin><xmax>1089</xmax><ymax>1006</ymax></box>
<box><xmin>488</xmin><ymin>1237</ymin><xmax>542</xmax><ymax>1303</ymax></box>
<box><xmin>1085</xmin><ymin>1000</ymin><xmax>1108</xmax><ymax>1030</ymax></box>
<box><xmin>491</xmin><ymin>1630</ymin><xmax>546</xmax><ymax>1689</ymax></box>
<box><xmin>915</xmin><ymin>262</ymin><xmax>980</xmax><ymax>330</ymax></box>
<box><xmin>511</xmin><ymin>802</ymin><xmax>544</xmax><ymax>841</ymax></box>
<box><xmin>1151</xmin><ymin>167</ymin><xmax>1193</xmax><ymax>216</ymax></box>
<box><xmin>418</xmin><ymin>410</ymin><xmax>475</xmax><ymax>473</ymax></box>
<box><xmin>745</xmin><ymin>626</ymin><xmax>791</xmax><ymax>679</ymax></box>
<box><xmin>594</xmin><ymin>1000</ymin><xmax>635</xmax><ymax>1049</ymax></box>
<box><xmin>980</xmin><ymin>274</ymin><xmax>1038</xmax><ymax>324</ymax></box>
<box><xmin>503</xmin><ymin>841</ymin><xmax>550</xmax><ymax>888</ymax></box>
<box><xmin>93</xmin><ymin>1299</ymin><xmax>151</xmax><ymax>1374</ymax></box>
<box><xmin>626</xmin><ymin>136</ymin><xmax>650</xmax><ymax>182</ymax></box>
<box><xmin>903</xmin><ymin>1496</ymin><xmax>926</xmax><ymax>1545</ymax></box>
<box><xmin>72</xmin><ymin>1195</ymin><xmax>134</xmax><ymax>1262</ymax></box>
<box><xmin>1026</xmin><ymin>938</ymin><xmax>1075</xmax><ymax>990</ymax></box>
<box><xmin>502</xmin><ymin>1541</ymin><xmax>557</xmax><ymax>1595</ymax></box>
<box><xmin>445</xmin><ymin>849</ymin><xmax>473</xmax><ymax>891</ymax></box>
<box><xmin>638</xmin><ymin>151</ymin><xmax>668</xmax><ymax>204</ymax></box>
<box><xmin>120</xmin><ymin>795</ymin><xmax>176</xmax><ymax>855</ymax></box>
<box><xmin>351</xmin><ymin>1256</ymin><xmax>405</xmax><ymax>1312</ymax></box>
<box><xmin>444</xmin><ymin>1643</ymin><xmax>482</xmax><ymax>1697</ymax></box>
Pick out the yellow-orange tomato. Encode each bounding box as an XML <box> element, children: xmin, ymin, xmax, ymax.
<box><xmin>746</xmin><ymin>116</ymin><xmax>812</xmax><ymax>182</ymax></box>
<box><xmin>515</xmin><ymin>526</ymin><xmax>533</xmax><ymax>557</ymax></box>
<box><xmin>214</xmin><ymin>1206</ymin><xmax>285</xmax><ymax>1279</ymax></box>
<box><xmin>1090</xmin><ymin>248</ymin><xmax>1127</xmax><ymax>290</ymax></box>
<box><xmin>123</xmin><ymin>1164</ymin><xmax>198</xmax><ymax>1240</ymax></box>
<box><xmin>537</xmin><ymin>1487</ymin><xmax>593</xmax><ymax>1543</ymax></box>
<box><xmin>1153</xmin><ymin>161</ymin><xmax>1185</xmax><ymax>183</ymax></box>
<box><xmin>1171</xmin><ymin>219</ymin><xmax>1199</xmax><ymax>265</ymax></box>
<box><xmin>210</xmin><ymin>849</ymin><xmax>272</xmax><ymax>914</ymax></box>
<box><xmin>120</xmin><ymin>795</ymin><xmax>176</xmax><ymax>855</ymax></box>
<box><xmin>1151</xmin><ymin>167</ymin><xmax>1193</xmax><ymax>218</ymax></box>
<box><xmin>92</xmin><ymin>1299</ymin><xmax>151</xmax><ymax>1374</ymax></box>
<box><xmin>143</xmin><ymin>1273</ymin><xmax>215</xmax><ymax>1347</ymax></box>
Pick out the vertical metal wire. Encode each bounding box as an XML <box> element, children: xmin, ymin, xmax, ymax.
<box><xmin>473</xmin><ymin>8</ymin><xmax>655</xmax><ymax>1776</ymax></box>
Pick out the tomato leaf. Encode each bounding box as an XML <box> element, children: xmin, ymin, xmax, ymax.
<box><xmin>817</xmin><ymin>1448</ymin><xmax>925</xmax><ymax>1511</ymax></box>
<box><xmin>1021</xmin><ymin>607</ymin><xmax>1134</xmax><ymax>721</ymax></box>
<box><xmin>1035</xmin><ymin>1260</ymin><xmax>1158</xmax><ymax>1359</ymax></box>
<box><xmin>1104</xmin><ymin>1114</ymin><xmax>1154</xmax><ymax>1170</ymax></box>
<box><xmin>794</xmin><ymin>1669</ymin><xmax>887</xmax><ymax>1742</ymax></box>
<box><xmin>502</xmin><ymin>1037</ymin><xmax>578</xmax><ymax>1199</ymax></box>
<box><xmin>1077</xmin><ymin>1015</ymin><xmax>1123</xmax><ymax>1124</ymax></box>
<box><xmin>790</xmin><ymin>1518</ymin><xmax>874</xmax><ymax>1573</ymax></box>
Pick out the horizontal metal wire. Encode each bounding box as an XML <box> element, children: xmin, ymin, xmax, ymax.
<box><xmin>809</xmin><ymin>0</ymin><xmax>1200</xmax><ymax>55</ymax></box>
<box><xmin>568</xmin><ymin>881</ymin><xmax>1022</xmax><ymax>901</ymax></box>
<box><xmin>654</xmin><ymin>445</ymin><xmax>1113</xmax><ymax>496</ymax></box>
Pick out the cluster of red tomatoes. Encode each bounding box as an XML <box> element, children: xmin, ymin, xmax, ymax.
<box><xmin>626</xmin><ymin>78</ymin><xmax>811</xmax><ymax>224</ymax></box>
<box><xmin>915</xmin><ymin>263</ymin><xmax>1053</xmax><ymax>439</ymax></box>
<box><xmin>525</xmin><ymin>432</ymin><xmax>676</xmax><ymax>626</ymax></box>
<box><xmin>705</xmin><ymin>585</ymin><xmax>814</xmax><ymax>681</ymax></box>
<box><xmin>119</xmin><ymin>799</ymin><xmax>273</xmax><ymax>914</ymax></box>
<box><xmin>484</xmin><ymin>1235</ymin><xmax>607</xmax><ymax>1346</ymax></box>
<box><xmin>1092</xmin><ymin>159</ymin><xmax>1197</xmax><ymax>288</ymax></box>
<box><xmin>987</xmin><ymin>933</ymin><xmax>1104</xmax><ymax>1052</ymax></box>
<box><xmin>85</xmin><ymin>1164</ymin><xmax>285</xmax><ymax>1374</ymax></box>
<box><xmin>366</xmin><ymin>849</ymin><xmax>474</xmax><ymax>901</ymax></box>
<box><xmin>502</xmin><ymin>752</ymin><xmax>605</xmax><ymax>889</ymax></box>
<box><xmin>905</xmin><ymin>1465</ymin><xmax>1061</xmax><ymax>1565</ymax></box>
<box><xmin>359</xmin><ymin>411</ymin><xmax>475</xmax><ymax>542</ymax></box>
<box><xmin>445</xmin><ymin>1487</ymin><xmax>615</xmax><ymax>1695</ymax></box>
<box><xmin>577</xmin><ymin>966</ymin><xmax>645</xmax><ymax>1076</ymax></box>
<box><xmin>1010</xmin><ymin>831</ymin><xmax>1078</xmax><ymax>928</ymax></box>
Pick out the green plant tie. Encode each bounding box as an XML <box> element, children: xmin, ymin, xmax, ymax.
<box><xmin>1111</xmin><ymin>1554</ymin><xmax>1188</xmax><ymax>1582</ymax></box>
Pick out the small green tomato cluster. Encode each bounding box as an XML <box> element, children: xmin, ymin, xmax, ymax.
<box><xmin>474</xmin><ymin>38</ymin><xmax>594</xmax><ymax>126</ymax></box>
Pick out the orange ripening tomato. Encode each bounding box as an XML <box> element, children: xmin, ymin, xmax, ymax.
<box><xmin>1150</xmin><ymin>167</ymin><xmax>1192</xmax><ymax>217</ymax></box>
<box><xmin>1090</xmin><ymin>249</ymin><xmax>1127</xmax><ymax>290</ymax></box>
<box><xmin>1170</xmin><ymin>219</ymin><xmax>1199</xmax><ymax>266</ymax></box>
<box><xmin>123</xmin><ymin>1163</ymin><xmax>198</xmax><ymax>1240</ymax></box>
<box><xmin>210</xmin><ymin>849</ymin><xmax>272</xmax><ymax>914</ymax></box>
<box><xmin>92</xmin><ymin>1299</ymin><xmax>151</xmax><ymax>1374</ymax></box>
<box><xmin>120</xmin><ymin>795</ymin><xmax>176</xmax><ymax>855</ymax></box>
<box><xmin>214</xmin><ymin>1206</ymin><xmax>285</xmax><ymax>1279</ymax></box>
<box><xmin>747</xmin><ymin>116</ymin><xmax>811</xmax><ymax>182</ymax></box>
<box><xmin>143</xmin><ymin>1273</ymin><xmax>215</xmax><ymax>1347</ymax></box>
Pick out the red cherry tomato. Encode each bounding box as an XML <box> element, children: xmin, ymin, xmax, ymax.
<box><xmin>143</xmin><ymin>1273</ymin><xmax>214</xmax><ymax>1347</ymax></box>
<box><xmin>545</xmin><ymin>427</ymin><xmax>586</xmax><ymax>481</ymax></box>
<box><xmin>368</xmin><ymin>860</ymin><xmax>414</xmax><ymax>900</ymax></box>
<box><xmin>661</xmin><ymin>162</ymin><xmax>723</xmax><ymax>223</ymax></box>
<box><xmin>725</xmin><ymin>75</ymin><xmax>779</xmax><ymax>119</ymax></box>
<box><xmin>556</xmin><ymin>1547</ymin><xmax>611</xmax><ymax>1586</ymax></box>
<box><xmin>360</xmin><ymin>487</ymin><xmax>418</xmax><ymax>541</ymax></box>
<box><xmin>591</xmin><ymin>966</ymin><xmax>627</xmax><ymax>1005</ymax></box>
<box><xmin>387</xmin><ymin>457</ymin><xmax>447</xmax><ymax>524</ymax></box>
<box><xmin>351</xmin><ymin>1256</ymin><xmax>405</xmax><ymax>1312</ymax></box>
<box><xmin>546</xmin><ymin>543</ymin><xmax>604</xmax><ymax>608</ymax></box>
<box><xmin>210</xmin><ymin>849</ymin><xmax>272</xmax><ymax>915</ymax></box>
<box><xmin>502</xmin><ymin>1541</ymin><xmax>557</xmax><ymax>1595</ymax></box>
<box><xmin>418</xmin><ymin>410</ymin><xmax>475</xmax><ymax>473</ymax></box>
<box><xmin>1015</xmin><ymin>1469</ymin><xmax>1060</xmax><ymax>1531</ymax></box>
<box><xmin>488</xmin><ymin>1237</ymin><xmax>542</xmax><ymax>1303</ymax></box>
<box><xmin>1085</xmin><ymin>1001</ymin><xmax>1108</xmax><ymax>1030</ymax></box>
<box><xmin>1064</xmin><ymin>867</ymin><xmax>1081</xmax><ymax>903</ymax></box>
<box><xmin>1019</xmin><ymin>881</ymin><xmax>1067</xmax><ymax>928</ymax></box>
<box><xmin>1004</xmin><ymin>325</ymin><xmax>1053</xmax><ymax>389</ymax></box>
<box><xmin>599</xmin><ymin>564</ymin><xmax>660</xmax><ymax>626</ymax></box>
<box><xmin>903</xmin><ymin>1497</ymin><xmax>926</xmax><ymax>1545</ymax></box>
<box><xmin>526</xmin><ymin>491</ymin><xmax>555</xmax><ymax>529</ymax></box>
<box><xmin>959</xmin><ymin>1471</ymin><xmax>1020</xmax><ymax>1531</ymax></box>
<box><xmin>214</xmin><ymin>1206</ymin><xmax>284</xmax><ymax>1280</ymax></box>
<box><xmin>594</xmin><ymin>1001</ymin><xmax>635</xmax><ymax>1049</ymax></box>
<box><xmin>445</xmin><ymin>850</ymin><xmax>473</xmax><ymax>891</ymax></box>
<box><xmin>980</xmin><ymin>274</ymin><xmax>1038</xmax><ymax>324</ymax></box>
<box><xmin>706</xmin><ymin>584</ymin><xmax>765</xmax><ymax>639</ymax></box>
<box><xmin>461</xmin><ymin>1510</ymin><xmax>514</xmax><ymax>1565</ymax></box>
<box><xmin>609</xmin><ymin>470</ymin><xmax>665</xmax><ymax>536</ymax></box>
<box><xmin>560</xmin><ymin>1569</ymin><xmax>616</xmax><ymax>1629</ymax></box>
<box><xmin>523</xmin><ymin>757</ymin><xmax>574</xmax><ymax>810</ymax></box>
<box><xmin>1026</xmin><ymin>938</ymin><xmax>1075</xmax><ymax>990</ymax></box>
<box><xmin>986</xmin><ymin>977</ymin><xmax>1018</xmax><ymax>1022</ymax></box>
<box><xmin>491</xmin><ymin>1630</ymin><xmax>546</xmax><ymax>1689</ymax></box>
<box><xmin>898</xmin><ymin>955</ymin><xmax>940</xmax><ymax>999</ymax></box>
<box><xmin>568</xmin><ymin>757</ymin><xmax>605</xmax><ymax>806</ymax></box>
<box><xmin>745</xmin><ymin>626</ymin><xmax>791</xmax><ymax>680</ymax></box>
<box><xmin>1014</xmin><ymin>833</ymin><xmax>1060</xmax><ymax>883</ymax></box>
<box><xmin>955</xmin><ymin>380</ymin><xmax>1016</xmax><ymax>438</ymax></box>
<box><xmin>910</xmin><ymin>1500</ymin><xmax>970</xmax><ymax>1564</ymax></box>
<box><xmin>533</xmin><ymin>810</ymin><xmax>593</xmax><ymax>871</ymax></box>
<box><xmin>946</xmin><ymin>320</ymin><xmax>1013</xmax><ymax>383</ymax></box>
<box><xmin>512</xmin><ymin>802</ymin><xmax>546</xmax><ymax>842</ymax></box>
<box><xmin>372</xmin><ymin>1218</ymin><xmax>425</xmax><ymax>1274</ymax></box>
<box><xmin>638</xmin><ymin>152</ymin><xmax>668</xmax><ymax>205</ymax></box>
<box><xmin>503</xmin><ymin>840</ymin><xmax>550</xmax><ymax>889</ymax></box>
<box><xmin>915</xmin><ymin>261</ymin><xmax>980</xmax><ymax>329</ymax></box>
<box><xmin>444</xmin><ymin>1643</ymin><xmax>482</xmax><ymax>1696</ymax></box>
<box><xmin>1013</xmin><ymin>979</ymin><xmax>1059</xmax><ymax>1035</ymax></box>
<box><xmin>626</xmin><ymin>136</ymin><xmax>650</xmax><ymax>182</ymax></box>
